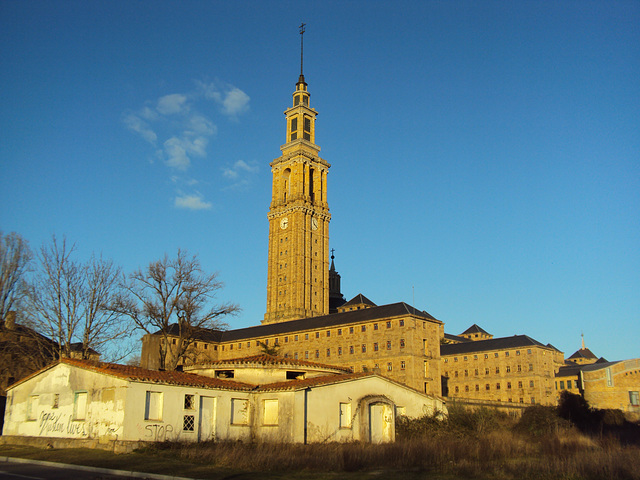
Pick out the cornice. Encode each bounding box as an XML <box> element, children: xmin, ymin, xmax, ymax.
<box><xmin>267</xmin><ymin>204</ymin><xmax>331</xmax><ymax>221</ymax></box>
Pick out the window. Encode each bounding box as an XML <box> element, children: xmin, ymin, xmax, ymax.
<box><xmin>494</xmin><ymin>353</ymin><xmax>499</xmax><ymax>358</ymax></box>
<box><xmin>374</xmin><ymin>323</ymin><xmax>378</xmax><ymax>330</ymax></box>
<box><xmin>464</xmin><ymin>370</ymin><xmax>468</xmax><ymax>377</ymax></box>
<box><xmin>315</xmin><ymin>350</ymin><xmax>320</xmax><ymax>358</ymax></box>
<box><xmin>630</xmin><ymin>391</ymin><xmax>639</xmax><ymax>406</ymax></box>
<box><xmin>486</xmin><ymin>384</ymin><xmax>490</xmax><ymax>391</ymax></box>
<box><xmin>349</xmin><ymin>345</ymin><xmax>354</xmax><ymax>354</ymax></box>
<box><xmin>263</xmin><ymin>399</ymin><xmax>279</xmax><ymax>425</ymax></box>
<box><xmin>530</xmin><ymin>380</ymin><xmax>534</xmax><ymax>388</ymax></box>
<box><xmin>560</xmin><ymin>381</ymin><xmax>565</xmax><ymax>390</ymax></box>
<box><xmin>326</xmin><ymin>331</ymin><xmax>330</xmax><ymax>337</ymax></box>
<box><xmin>400</xmin><ymin>339</ymin><xmax>405</xmax><ymax>348</ymax></box>
<box><xmin>516</xmin><ymin>350</ymin><xmax>521</xmax><ymax>356</ymax></box>
<box><xmin>475</xmin><ymin>385</ymin><xmax>480</xmax><ymax>392</ymax></box>
<box><xmin>484</xmin><ymin>354</ymin><xmax>488</xmax><ymax>359</ymax></box>
<box><xmin>455</xmin><ymin>386</ymin><xmax>459</xmax><ymax>393</ymax></box>
<box><xmin>496</xmin><ymin>367</ymin><xmax>500</xmax><ymax>374</ymax></box>
<box><xmin>518</xmin><ymin>381</ymin><xmax>523</xmax><ymax>388</ymax></box>
<box><xmin>72</xmin><ymin>391</ymin><xmax>88</xmax><ymax>420</ymax></box>
<box><xmin>294</xmin><ymin>352</ymin><xmax>298</xmax><ymax>359</ymax></box>
<box><xmin>305</xmin><ymin>351</ymin><xmax>309</xmax><ymax>359</ymax></box>
<box><xmin>606</xmin><ymin>368</ymin><xmax>613</xmax><ymax>387</ymax></box>
<box><xmin>506</xmin><ymin>366</ymin><xmax>511</xmax><ymax>373</ymax></box>
<box><xmin>349</xmin><ymin>327</ymin><xmax>354</xmax><ymax>334</ymax></box>
<box><xmin>27</xmin><ymin>395</ymin><xmax>39</xmax><ymax>421</ymax></box>
<box><xmin>231</xmin><ymin>398</ymin><xmax>249</xmax><ymax>425</ymax></box>
<box><xmin>362</xmin><ymin>344</ymin><xmax>366</xmax><ymax>353</ymax></box>
<box><xmin>399</xmin><ymin>319</ymin><xmax>404</xmax><ymax>327</ymax></box>
<box><xmin>505</xmin><ymin>351</ymin><xmax>510</xmax><ymax>357</ymax></box>
<box><xmin>465</xmin><ymin>385</ymin><xmax>469</xmax><ymax>392</ymax></box>
<box><xmin>374</xmin><ymin>342</ymin><xmax>378</xmax><ymax>351</ymax></box>
<box><xmin>387</xmin><ymin>362</ymin><xmax>393</xmax><ymax>371</ymax></box>
<box><xmin>340</xmin><ymin>403</ymin><xmax>352</xmax><ymax>428</ymax></box>
<box><xmin>294</xmin><ymin>335</ymin><xmax>298</xmax><ymax>341</ymax></box>
<box><xmin>145</xmin><ymin>391</ymin><xmax>163</xmax><ymax>421</ymax></box>
<box><xmin>496</xmin><ymin>383</ymin><xmax>501</xmax><ymax>390</ymax></box>
<box><xmin>305</xmin><ymin>333</ymin><xmax>309</xmax><ymax>340</ymax></box>
<box><xmin>386</xmin><ymin>341</ymin><xmax>392</xmax><ymax>350</ymax></box>
<box><xmin>401</xmin><ymin>361</ymin><xmax>406</xmax><ymax>370</ymax></box>
<box><xmin>507</xmin><ymin>382</ymin><xmax>512</xmax><ymax>389</ymax></box>
<box><xmin>184</xmin><ymin>394</ymin><xmax>195</xmax><ymax>410</ymax></box>
<box><xmin>454</xmin><ymin>357</ymin><xmax>458</xmax><ymax>362</ymax></box>
<box><xmin>527</xmin><ymin>349</ymin><xmax>532</xmax><ymax>354</ymax></box>
<box><xmin>183</xmin><ymin>415</ymin><xmax>195</xmax><ymax>431</ymax></box>
<box><xmin>454</xmin><ymin>371</ymin><xmax>459</xmax><ymax>377</ymax></box>
<box><xmin>474</xmin><ymin>355</ymin><xmax>478</xmax><ymax>360</ymax></box>
<box><xmin>517</xmin><ymin>365</ymin><xmax>522</xmax><ymax>372</ymax></box>
<box><xmin>567</xmin><ymin>380</ymin><xmax>572</xmax><ymax>389</ymax></box>
<box><xmin>529</xmin><ymin>364</ymin><xmax>534</xmax><ymax>372</ymax></box>
<box><xmin>361</xmin><ymin>325</ymin><xmax>366</xmax><ymax>332</ymax></box>
<box><xmin>315</xmin><ymin>332</ymin><xmax>320</xmax><ymax>338</ymax></box>
<box><xmin>474</xmin><ymin>368</ymin><xmax>479</xmax><ymax>375</ymax></box>
<box><xmin>338</xmin><ymin>347</ymin><xmax>342</xmax><ymax>355</ymax></box>
<box><xmin>386</xmin><ymin>321</ymin><xmax>391</xmax><ymax>329</ymax></box>
<box><xmin>485</xmin><ymin>368</ymin><xmax>489</xmax><ymax>375</ymax></box>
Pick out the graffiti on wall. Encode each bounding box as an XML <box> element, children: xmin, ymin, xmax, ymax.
<box><xmin>38</xmin><ymin>411</ymin><xmax>120</xmax><ymax>439</ymax></box>
<box><xmin>144</xmin><ymin>423</ymin><xmax>174</xmax><ymax>441</ymax></box>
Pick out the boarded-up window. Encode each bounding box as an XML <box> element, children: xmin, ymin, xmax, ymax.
<box><xmin>27</xmin><ymin>395</ymin><xmax>39</xmax><ymax>421</ymax></box>
<box><xmin>74</xmin><ymin>392</ymin><xmax>88</xmax><ymax>420</ymax></box>
<box><xmin>145</xmin><ymin>391</ymin><xmax>163</xmax><ymax>421</ymax></box>
<box><xmin>263</xmin><ymin>399</ymin><xmax>278</xmax><ymax>425</ymax></box>
<box><xmin>340</xmin><ymin>402</ymin><xmax>352</xmax><ymax>428</ymax></box>
<box><xmin>231</xmin><ymin>398</ymin><xmax>249</xmax><ymax>425</ymax></box>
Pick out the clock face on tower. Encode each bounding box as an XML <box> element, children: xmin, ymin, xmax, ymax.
<box><xmin>280</xmin><ymin>217</ymin><xmax>289</xmax><ymax>229</ymax></box>
<box><xmin>311</xmin><ymin>218</ymin><xmax>318</xmax><ymax>230</ymax></box>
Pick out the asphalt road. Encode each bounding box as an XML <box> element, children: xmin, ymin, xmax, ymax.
<box><xmin>0</xmin><ymin>459</ymin><xmax>185</xmax><ymax>480</ymax></box>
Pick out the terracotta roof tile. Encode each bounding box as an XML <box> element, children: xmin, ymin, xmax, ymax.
<box><xmin>59</xmin><ymin>358</ymin><xmax>255</xmax><ymax>391</ymax></box>
<box><xmin>186</xmin><ymin>354</ymin><xmax>351</xmax><ymax>373</ymax></box>
<box><xmin>256</xmin><ymin>372</ymin><xmax>374</xmax><ymax>391</ymax></box>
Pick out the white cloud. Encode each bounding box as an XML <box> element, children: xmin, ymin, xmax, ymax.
<box><xmin>123</xmin><ymin>113</ymin><xmax>157</xmax><ymax>144</ymax></box>
<box><xmin>223</xmin><ymin>160</ymin><xmax>259</xmax><ymax>183</ymax></box>
<box><xmin>222</xmin><ymin>88</ymin><xmax>250</xmax><ymax>116</ymax></box>
<box><xmin>157</xmin><ymin>94</ymin><xmax>189</xmax><ymax>115</ymax></box>
<box><xmin>186</xmin><ymin>114</ymin><xmax>217</xmax><ymax>137</ymax></box>
<box><xmin>164</xmin><ymin>137</ymin><xmax>190</xmax><ymax>170</ymax></box>
<box><xmin>174</xmin><ymin>194</ymin><xmax>212</xmax><ymax>210</ymax></box>
<box><xmin>197</xmin><ymin>81</ymin><xmax>250</xmax><ymax>117</ymax></box>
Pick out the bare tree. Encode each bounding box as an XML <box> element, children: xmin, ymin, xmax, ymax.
<box><xmin>26</xmin><ymin>236</ymin><xmax>130</xmax><ymax>360</ymax></box>
<box><xmin>112</xmin><ymin>250</ymin><xmax>239</xmax><ymax>370</ymax></box>
<box><xmin>0</xmin><ymin>231</ymin><xmax>33</xmax><ymax>322</ymax></box>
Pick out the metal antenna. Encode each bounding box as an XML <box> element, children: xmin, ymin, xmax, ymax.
<box><xmin>299</xmin><ymin>23</ymin><xmax>306</xmax><ymax>76</ymax></box>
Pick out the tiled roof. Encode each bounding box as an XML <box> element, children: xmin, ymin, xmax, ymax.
<box><xmin>567</xmin><ymin>348</ymin><xmax>597</xmax><ymax>360</ymax></box>
<box><xmin>443</xmin><ymin>333</ymin><xmax>471</xmax><ymax>343</ymax></box>
<box><xmin>440</xmin><ymin>335</ymin><xmax>558</xmax><ymax>356</ymax></box>
<box><xmin>461</xmin><ymin>324</ymin><xmax>491</xmax><ymax>335</ymax></box>
<box><xmin>156</xmin><ymin>302</ymin><xmax>441</xmax><ymax>344</ymax></box>
<box><xmin>54</xmin><ymin>358</ymin><xmax>255</xmax><ymax>391</ymax></box>
<box><xmin>186</xmin><ymin>354</ymin><xmax>351</xmax><ymax>373</ymax></box>
<box><xmin>341</xmin><ymin>294</ymin><xmax>377</xmax><ymax>308</ymax></box>
<box><xmin>256</xmin><ymin>372</ymin><xmax>373</xmax><ymax>392</ymax></box>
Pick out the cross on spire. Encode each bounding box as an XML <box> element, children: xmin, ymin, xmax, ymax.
<box><xmin>299</xmin><ymin>23</ymin><xmax>306</xmax><ymax>76</ymax></box>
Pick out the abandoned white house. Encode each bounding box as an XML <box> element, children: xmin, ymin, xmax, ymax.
<box><xmin>1</xmin><ymin>355</ymin><xmax>445</xmax><ymax>448</ymax></box>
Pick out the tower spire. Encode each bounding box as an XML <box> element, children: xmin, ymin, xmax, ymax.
<box><xmin>299</xmin><ymin>23</ymin><xmax>306</xmax><ymax>79</ymax></box>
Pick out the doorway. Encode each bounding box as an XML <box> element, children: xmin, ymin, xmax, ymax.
<box><xmin>198</xmin><ymin>396</ymin><xmax>217</xmax><ymax>442</ymax></box>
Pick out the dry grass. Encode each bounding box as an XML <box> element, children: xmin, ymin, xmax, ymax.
<box><xmin>139</xmin><ymin>428</ymin><xmax>640</xmax><ymax>480</ymax></box>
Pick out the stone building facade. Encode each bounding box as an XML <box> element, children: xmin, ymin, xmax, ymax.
<box><xmin>142</xmin><ymin>301</ymin><xmax>445</xmax><ymax>397</ymax></box>
<box><xmin>440</xmin><ymin>332</ymin><xmax>564</xmax><ymax>406</ymax></box>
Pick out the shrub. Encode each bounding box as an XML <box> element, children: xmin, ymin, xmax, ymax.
<box><xmin>516</xmin><ymin>405</ymin><xmax>569</xmax><ymax>437</ymax></box>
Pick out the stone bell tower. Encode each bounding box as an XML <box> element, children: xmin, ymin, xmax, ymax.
<box><xmin>263</xmin><ymin>25</ymin><xmax>330</xmax><ymax>324</ymax></box>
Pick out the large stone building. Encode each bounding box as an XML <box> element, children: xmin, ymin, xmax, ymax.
<box><xmin>140</xmin><ymin>50</ymin><xmax>571</xmax><ymax>407</ymax></box>
<box><xmin>440</xmin><ymin>326</ymin><xmax>564</xmax><ymax>406</ymax></box>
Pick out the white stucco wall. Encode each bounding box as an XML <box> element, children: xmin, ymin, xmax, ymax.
<box><xmin>3</xmin><ymin>364</ymin><xmax>128</xmax><ymax>441</ymax></box>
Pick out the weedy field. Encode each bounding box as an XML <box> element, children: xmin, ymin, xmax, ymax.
<box><xmin>2</xmin><ymin>393</ymin><xmax>639</xmax><ymax>480</ymax></box>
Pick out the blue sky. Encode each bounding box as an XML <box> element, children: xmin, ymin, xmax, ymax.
<box><xmin>1</xmin><ymin>1</ymin><xmax>638</xmax><ymax>361</ymax></box>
